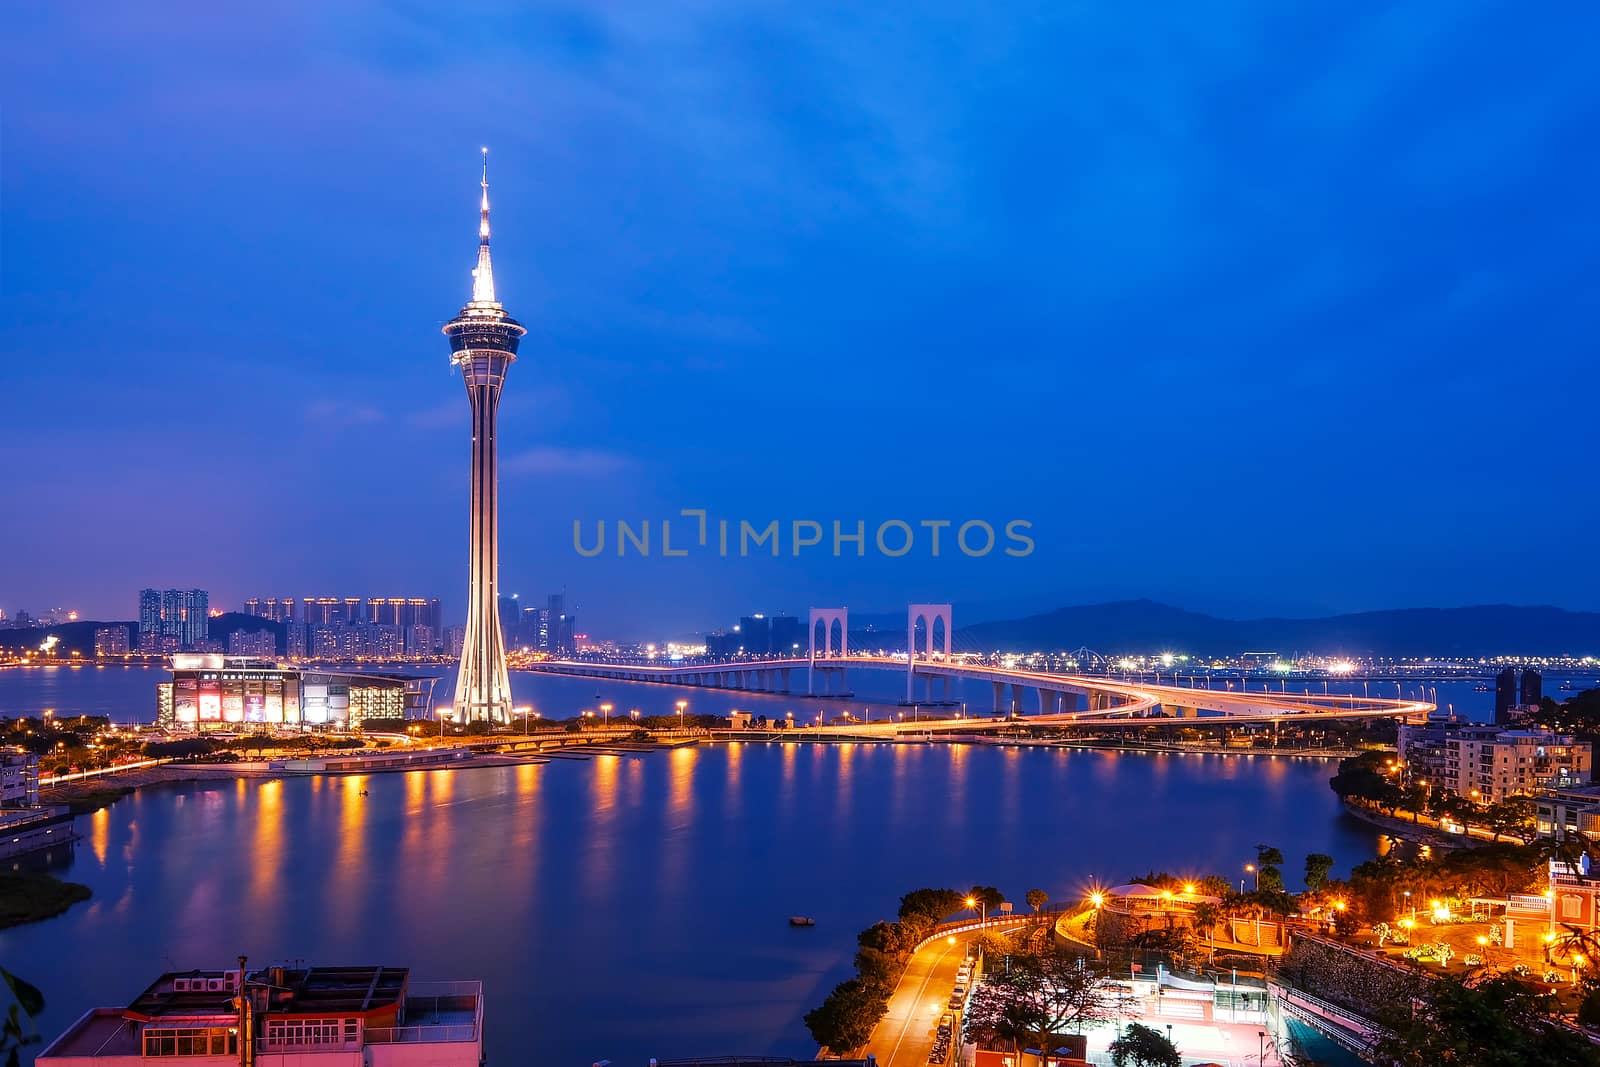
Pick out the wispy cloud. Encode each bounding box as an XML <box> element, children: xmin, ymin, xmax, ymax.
<box><xmin>503</xmin><ymin>446</ymin><xmax>632</xmax><ymax>477</ymax></box>
<box><xmin>305</xmin><ymin>399</ymin><xmax>384</xmax><ymax>425</ymax></box>
<box><xmin>404</xmin><ymin>400</ymin><xmax>461</xmax><ymax>429</ymax></box>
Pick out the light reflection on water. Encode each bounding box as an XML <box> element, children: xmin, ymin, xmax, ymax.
<box><xmin>5</xmin><ymin>741</ymin><xmax>1393</xmax><ymax>1067</ymax></box>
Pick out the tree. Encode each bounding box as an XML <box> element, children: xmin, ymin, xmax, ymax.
<box><xmin>1108</xmin><ymin>1022</ymin><xmax>1181</xmax><ymax>1067</ymax></box>
<box><xmin>1304</xmin><ymin>853</ymin><xmax>1335</xmax><ymax>893</ymax></box>
<box><xmin>1</xmin><ymin>969</ymin><xmax>44</xmax><ymax>1067</ymax></box>
<box><xmin>976</xmin><ymin>929</ymin><xmax>1020</xmax><ymax>962</ymax></box>
<box><xmin>1255</xmin><ymin>845</ymin><xmax>1286</xmax><ymax>894</ymax></box>
<box><xmin>1329</xmin><ymin>751</ymin><xmax>1404</xmax><ymax>814</ymax></box>
<box><xmin>1190</xmin><ymin>902</ymin><xmax>1221</xmax><ymax>960</ymax></box>
<box><xmin>968</xmin><ymin>885</ymin><xmax>1006</xmax><ymax>913</ymax></box>
<box><xmin>803</xmin><ymin>978</ymin><xmax>886</xmax><ymax>1054</ymax></box>
<box><xmin>1026</xmin><ymin>889</ymin><xmax>1049</xmax><ymax>913</ymax></box>
<box><xmin>1487</xmin><ymin>797</ymin><xmax>1538</xmax><ymax>844</ymax></box>
<box><xmin>1369</xmin><ymin>974</ymin><xmax>1600</xmax><ymax>1067</ymax></box>
<box><xmin>899</xmin><ymin>888</ymin><xmax>964</xmax><ymax>923</ymax></box>
<box><xmin>855</xmin><ymin>921</ymin><xmax>915</xmax><ymax>990</ymax></box>
<box><xmin>963</xmin><ymin>948</ymin><xmax>1120</xmax><ymax>1056</ymax></box>
<box><xmin>142</xmin><ymin>738</ymin><xmax>216</xmax><ymax>759</ymax></box>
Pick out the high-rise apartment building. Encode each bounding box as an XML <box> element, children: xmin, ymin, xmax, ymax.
<box><xmin>769</xmin><ymin>614</ymin><xmax>803</xmax><ymax>654</ymax></box>
<box><xmin>302</xmin><ymin>598</ymin><xmax>354</xmax><ymax>626</ymax></box>
<box><xmin>244</xmin><ymin>597</ymin><xmax>298</xmax><ymax>622</ymax></box>
<box><xmin>1495</xmin><ymin>667</ymin><xmax>1544</xmax><ymax>724</ymax></box>
<box><xmin>1495</xmin><ymin>667</ymin><xmax>1519</xmax><ymax>723</ymax></box>
<box><xmin>139</xmin><ymin>589</ymin><xmax>209</xmax><ymax>649</ymax></box>
<box><xmin>708</xmin><ymin>611</ymin><xmax>803</xmax><ymax>657</ymax></box>
<box><xmin>139</xmin><ymin>589</ymin><xmax>162</xmax><ymax>650</ymax></box>
<box><xmin>226</xmin><ymin>630</ymin><xmax>277</xmax><ymax>657</ymax></box>
<box><xmin>95</xmin><ymin>626</ymin><xmax>131</xmax><ymax>657</ymax></box>
<box><xmin>406</xmin><ymin>625</ymin><xmax>436</xmax><ymax>657</ymax></box>
<box><xmin>366</xmin><ymin>598</ymin><xmax>442</xmax><ymax>631</ymax></box>
<box><xmin>1522</xmin><ymin>669</ymin><xmax>1544</xmax><ymax>708</ymax></box>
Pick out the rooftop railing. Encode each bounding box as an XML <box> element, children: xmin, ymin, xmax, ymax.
<box><xmin>365</xmin><ymin>1023</ymin><xmax>478</xmax><ymax>1045</ymax></box>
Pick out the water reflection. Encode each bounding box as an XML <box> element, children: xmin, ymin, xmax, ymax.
<box><xmin>90</xmin><ymin>807</ymin><xmax>109</xmax><ymax>865</ymax></box>
<box><xmin>7</xmin><ymin>742</ymin><xmax>1391</xmax><ymax>1067</ymax></box>
<box><xmin>249</xmin><ymin>780</ymin><xmax>283</xmax><ymax>912</ymax></box>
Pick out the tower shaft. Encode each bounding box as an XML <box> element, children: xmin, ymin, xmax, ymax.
<box><xmin>444</xmin><ymin>149</ymin><xmax>525</xmax><ymax>725</ymax></box>
<box><xmin>454</xmin><ymin>355</ymin><xmax>513</xmax><ymax>721</ymax></box>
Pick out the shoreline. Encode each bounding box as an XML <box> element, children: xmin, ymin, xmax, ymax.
<box><xmin>1337</xmin><ymin>798</ymin><xmax>1520</xmax><ymax>848</ymax></box>
<box><xmin>38</xmin><ymin>751</ymin><xmax>545</xmax><ymax>805</ymax></box>
<box><xmin>710</xmin><ymin>732</ymin><xmax>1357</xmax><ymax>760</ymax></box>
<box><xmin>38</xmin><ymin>738</ymin><xmax>698</xmax><ymax>806</ymax></box>
<box><xmin>0</xmin><ymin>871</ymin><xmax>93</xmax><ymax>930</ymax></box>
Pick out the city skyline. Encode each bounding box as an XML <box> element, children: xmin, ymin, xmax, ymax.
<box><xmin>4</xmin><ymin>5</ymin><xmax>1599</xmax><ymax>637</ymax></box>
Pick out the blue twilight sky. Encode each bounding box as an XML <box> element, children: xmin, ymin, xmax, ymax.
<box><xmin>2</xmin><ymin>2</ymin><xmax>1598</xmax><ymax>639</ymax></box>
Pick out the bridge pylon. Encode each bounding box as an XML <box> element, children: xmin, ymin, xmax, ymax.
<box><xmin>808</xmin><ymin>607</ymin><xmax>848</xmax><ymax>696</ymax></box>
<box><xmin>907</xmin><ymin>604</ymin><xmax>953</xmax><ymax>701</ymax></box>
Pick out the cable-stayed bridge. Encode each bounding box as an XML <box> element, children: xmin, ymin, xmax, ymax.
<box><xmin>520</xmin><ymin>604</ymin><xmax>1432</xmax><ymax>736</ymax></box>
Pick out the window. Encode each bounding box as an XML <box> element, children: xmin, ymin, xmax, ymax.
<box><xmin>141</xmin><ymin>1027</ymin><xmax>235</xmax><ymax>1057</ymax></box>
<box><xmin>263</xmin><ymin>1018</ymin><xmax>354</xmax><ymax>1049</ymax></box>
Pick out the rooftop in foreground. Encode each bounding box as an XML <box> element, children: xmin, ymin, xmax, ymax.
<box><xmin>38</xmin><ymin>965</ymin><xmax>482</xmax><ymax>1065</ymax></box>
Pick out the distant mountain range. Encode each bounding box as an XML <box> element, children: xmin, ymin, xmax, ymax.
<box><xmin>941</xmin><ymin>599</ymin><xmax>1600</xmax><ymax>657</ymax></box>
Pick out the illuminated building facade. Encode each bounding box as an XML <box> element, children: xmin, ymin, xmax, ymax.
<box><xmin>444</xmin><ymin>149</ymin><xmax>524</xmax><ymax>724</ymax></box>
<box><xmin>156</xmin><ymin>656</ymin><xmax>437</xmax><ymax>732</ymax></box>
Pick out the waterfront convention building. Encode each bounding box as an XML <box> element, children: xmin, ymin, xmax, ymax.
<box><xmin>36</xmin><ymin>964</ymin><xmax>483</xmax><ymax>1067</ymax></box>
<box><xmin>156</xmin><ymin>656</ymin><xmax>437</xmax><ymax>732</ymax></box>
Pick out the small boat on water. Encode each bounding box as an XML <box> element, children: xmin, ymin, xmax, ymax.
<box><xmin>789</xmin><ymin>916</ymin><xmax>815</xmax><ymax>927</ymax></box>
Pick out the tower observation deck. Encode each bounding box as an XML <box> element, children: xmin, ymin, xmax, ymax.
<box><xmin>443</xmin><ymin>148</ymin><xmax>526</xmax><ymax>724</ymax></box>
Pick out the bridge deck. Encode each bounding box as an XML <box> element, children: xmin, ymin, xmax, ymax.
<box><xmin>522</xmin><ymin>656</ymin><xmax>1431</xmax><ymax>735</ymax></box>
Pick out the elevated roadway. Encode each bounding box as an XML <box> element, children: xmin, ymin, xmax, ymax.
<box><xmin>523</xmin><ymin>655</ymin><xmax>1432</xmax><ymax>736</ymax></box>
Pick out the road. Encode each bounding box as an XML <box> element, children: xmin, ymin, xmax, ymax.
<box><xmin>862</xmin><ymin>919</ymin><xmax>1038</xmax><ymax>1067</ymax></box>
<box><xmin>863</xmin><ymin>935</ymin><xmax>967</xmax><ymax>1067</ymax></box>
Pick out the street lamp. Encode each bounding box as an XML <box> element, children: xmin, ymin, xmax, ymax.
<box><xmin>965</xmin><ymin>895</ymin><xmax>986</xmax><ymax>927</ymax></box>
<box><xmin>600</xmin><ymin>702</ymin><xmax>613</xmax><ymax>728</ymax></box>
<box><xmin>1245</xmin><ymin>863</ymin><xmax>1257</xmax><ymax>891</ymax></box>
<box><xmin>513</xmin><ymin>706</ymin><xmax>533</xmax><ymax>736</ymax></box>
<box><xmin>676</xmin><ymin>699</ymin><xmax>688</xmax><ymax>729</ymax></box>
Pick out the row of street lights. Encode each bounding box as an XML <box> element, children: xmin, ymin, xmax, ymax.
<box><xmin>428</xmin><ymin>698</ymin><xmax>692</xmax><ymax>738</ymax></box>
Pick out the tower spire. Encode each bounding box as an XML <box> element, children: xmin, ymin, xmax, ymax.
<box><xmin>472</xmin><ymin>146</ymin><xmax>496</xmax><ymax>304</ymax></box>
